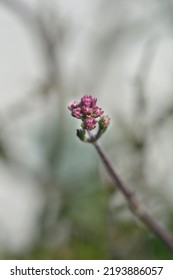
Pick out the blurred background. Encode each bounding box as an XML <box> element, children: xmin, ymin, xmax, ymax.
<box><xmin>0</xmin><ymin>0</ymin><xmax>173</xmax><ymax>259</ymax></box>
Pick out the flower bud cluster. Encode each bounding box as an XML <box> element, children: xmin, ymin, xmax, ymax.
<box><xmin>68</xmin><ymin>95</ymin><xmax>104</xmax><ymax>130</ymax></box>
<box><xmin>68</xmin><ymin>94</ymin><xmax>110</xmax><ymax>142</ymax></box>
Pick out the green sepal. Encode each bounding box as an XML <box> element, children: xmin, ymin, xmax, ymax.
<box><xmin>76</xmin><ymin>129</ymin><xmax>86</xmax><ymax>142</ymax></box>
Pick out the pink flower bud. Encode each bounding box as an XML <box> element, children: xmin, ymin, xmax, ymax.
<box><xmin>68</xmin><ymin>101</ymin><xmax>79</xmax><ymax>111</ymax></box>
<box><xmin>83</xmin><ymin>116</ymin><xmax>97</xmax><ymax>130</ymax></box>
<box><xmin>99</xmin><ymin>115</ymin><xmax>110</xmax><ymax>128</ymax></box>
<box><xmin>72</xmin><ymin>101</ymin><xmax>79</xmax><ymax>107</ymax></box>
<box><xmin>81</xmin><ymin>106</ymin><xmax>92</xmax><ymax>114</ymax></box>
<box><xmin>71</xmin><ymin>107</ymin><xmax>82</xmax><ymax>119</ymax></box>
<box><xmin>81</xmin><ymin>95</ymin><xmax>97</xmax><ymax>108</ymax></box>
<box><xmin>92</xmin><ymin>106</ymin><xmax>104</xmax><ymax>117</ymax></box>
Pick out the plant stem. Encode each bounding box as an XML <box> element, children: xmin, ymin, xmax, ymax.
<box><xmin>92</xmin><ymin>140</ymin><xmax>173</xmax><ymax>252</ymax></box>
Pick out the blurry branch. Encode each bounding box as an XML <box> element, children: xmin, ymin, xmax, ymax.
<box><xmin>0</xmin><ymin>0</ymin><xmax>68</xmax><ymax>98</ymax></box>
<box><xmin>0</xmin><ymin>117</ymin><xmax>48</xmax><ymax>185</ymax></box>
<box><xmin>0</xmin><ymin>0</ymin><xmax>59</xmax><ymax>82</ymax></box>
<box><xmin>154</xmin><ymin>105</ymin><xmax>173</xmax><ymax>127</ymax></box>
<box><xmin>0</xmin><ymin>82</ymin><xmax>53</xmax><ymax>129</ymax></box>
<box><xmin>0</xmin><ymin>0</ymin><xmax>68</xmax><ymax>163</ymax></box>
<box><xmin>113</xmin><ymin>37</ymin><xmax>159</xmax><ymax>189</ymax></box>
<box><xmin>130</xmin><ymin>37</ymin><xmax>158</xmax><ymax>184</ymax></box>
<box><xmin>0</xmin><ymin>0</ymin><xmax>37</xmax><ymax>28</ymax></box>
<box><xmin>0</xmin><ymin>0</ymin><xmax>70</xmax><ymax>110</ymax></box>
<box><xmin>0</xmin><ymin>0</ymin><xmax>46</xmax><ymax>121</ymax></box>
<box><xmin>92</xmin><ymin>140</ymin><xmax>173</xmax><ymax>252</ymax></box>
<box><xmin>0</xmin><ymin>0</ymin><xmax>47</xmax><ymax>61</ymax></box>
<box><xmin>134</xmin><ymin>36</ymin><xmax>158</xmax><ymax>118</ymax></box>
<box><xmin>0</xmin><ymin>0</ymin><xmax>71</xmax><ymax>245</ymax></box>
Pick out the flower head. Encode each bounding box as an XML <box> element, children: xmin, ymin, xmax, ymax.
<box><xmin>81</xmin><ymin>95</ymin><xmax>97</xmax><ymax>107</ymax></box>
<box><xmin>81</xmin><ymin>106</ymin><xmax>92</xmax><ymax>115</ymax></box>
<box><xmin>82</xmin><ymin>116</ymin><xmax>97</xmax><ymax>130</ymax></box>
<box><xmin>92</xmin><ymin>106</ymin><xmax>104</xmax><ymax>118</ymax></box>
<box><xmin>68</xmin><ymin>101</ymin><xmax>79</xmax><ymax>111</ymax></box>
<box><xmin>68</xmin><ymin>94</ymin><xmax>110</xmax><ymax>141</ymax></box>
<box><xmin>71</xmin><ymin>107</ymin><xmax>82</xmax><ymax>119</ymax></box>
<box><xmin>99</xmin><ymin>115</ymin><xmax>110</xmax><ymax>129</ymax></box>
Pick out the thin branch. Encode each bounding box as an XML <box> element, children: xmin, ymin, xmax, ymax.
<box><xmin>92</xmin><ymin>140</ymin><xmax>173</xmax><ymax>252</ymax></box>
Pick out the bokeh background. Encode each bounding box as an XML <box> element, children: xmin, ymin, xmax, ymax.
<box><xmin>0</xmin><ymin>0</ymin><xmax>173</xmax><ymax>259</ymax></box>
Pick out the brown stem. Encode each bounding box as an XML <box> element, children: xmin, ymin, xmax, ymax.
<box><xmin>93</xmin><ymin>140</ymin><xmax>173</xmax><ymax>252</ymax></box>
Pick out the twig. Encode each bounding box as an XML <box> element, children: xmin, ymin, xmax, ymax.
<box><xmin>69</xmin><ymin>95</ymin><xmax>173</xmax><ymax>253</ymax></box>
<box><xmin>92</xmin><ymin>140</ymin><xmax>173</xmax><ymax>252</ymax></box>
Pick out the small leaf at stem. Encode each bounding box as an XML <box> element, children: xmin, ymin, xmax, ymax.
<box><xmin>76</xmin><ymin>129</ymin><xmax>86</xmax><ymax>142</ymax></box>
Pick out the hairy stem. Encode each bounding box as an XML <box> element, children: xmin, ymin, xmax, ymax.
<box><xmin>92</xmin><ymin>140</ymin><xmax>173</xmax><ymax>252</ymax></box>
